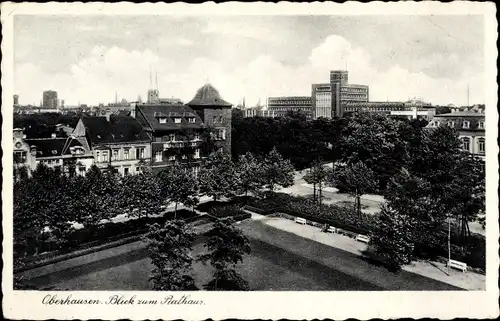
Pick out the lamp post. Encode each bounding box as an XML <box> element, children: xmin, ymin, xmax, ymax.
<box><xmin>447</xmin><ymin>215</ymin><xmax>452</xmax><ymax>276</ymax></box>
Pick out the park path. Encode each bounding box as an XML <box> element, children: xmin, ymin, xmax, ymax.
<box><xmin>247</xmin><ymin>214</ymin><xmax>485</xmax><ymax>291</ymax></box>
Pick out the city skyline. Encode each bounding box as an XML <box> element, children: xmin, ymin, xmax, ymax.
<box><xmin>14</xmin><ymin>15</ymin><xmax>485</xmax><ymax>106</ymax></box>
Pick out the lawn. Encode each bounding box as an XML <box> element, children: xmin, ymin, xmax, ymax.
<box><xmin>24</xmin><ymin>220</ymin><xmax>459</xmax><ymax>291</ymax></box>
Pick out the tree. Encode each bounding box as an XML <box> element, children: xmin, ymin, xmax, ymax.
<box><xmin>370</xmin><ymin>204</ymin><xmax>416</xmax><ymax>272</ymax></box>
<box><xmin>330</xmin><ymin>161</ymin><xmax>376</xmax><ymax>216</ymax></box>
<box><xmin>338</xmin><ymin>112</ymin><xmax>411</xmax><ymax>192</ymax></box>
<box><xmin>145</xmin><ymin>220</ymin><xmax>198</xmax><ymax>290</ymax></box>
<box><xmin>303</xmin><ymin>160</ymin><xmax>331</xmax><ymax>205</ymax></box>
<box><xmin>199</xmin><ymin>217</ymin><xmax>251</xmax><ymax>290</ymax></box>
<box><xmin>372</xmin><ymin>168</ymin><xmax>447</xmax><ymax>267</ymax></box>
<box><xmin>261</xmin><ymin>148</ymin><xmax>294</xmax><ymax>194</ymax></box>
<box><xmin>121</xmin><ymin>167</ymin><xmax>162</xmax><ymax>219</ymax></box>
<box><xmin>198</xmin><ymin>150</ymin><xmax>236</xmax><ymax>201</ymax></box>
<box><xmin>158</xmin><ymin>163</ymin><xmax>199</xmax><ymax>218</ymax></box>
<box><xmin>72</xmin><ymin>166</ymin><xmax>121</xmax><ymax>230</ymax></box>
<box><xmin>235</xmin><ymin>152</ymin><xmax>264</xmax><ymax>198</ymax></box>
<box><xmin>446</xmin><ymin>154</ymin><xmax>485</xmax><ymax>243</ymax></box>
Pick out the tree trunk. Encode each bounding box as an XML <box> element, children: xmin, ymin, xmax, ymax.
<box><xmin>319</xmin><ymin>182</ymin><xmax>323</xmax><ymax>207</ymax></box>
<box><xmin>174</xmin><ymin>202</ymin><xmax>178</xmax><ymax>219</ymax></box>
<box><xmin>313</xmin><ymin>183</ymin><xmax>317</xmax><ymax>203</ymax></box>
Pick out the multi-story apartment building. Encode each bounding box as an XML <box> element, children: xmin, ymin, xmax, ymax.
<box><xmin>13</xmin><ymin>128</ymin><xmax>94</xmax><ymax>177</ymax></box>
<box><xmin>427</xmin><ymin>111</ymin><xmax>485</xmax><ymax>159</ymax></box>
<box><xmin>73</xmin><ymin>114</ymin><xmax>151</xmax><ymax>175</ymax></box>
<box><xmin>312</xmin><ymin>71</ymin><xmax>369</xmax><ymax>119</ymax></box>
<box><xmin>135</xmin><ymin>83</ymin><xmax>232</xmax><ymax>174</ymax></box>
<box><xmin>267</xmin><ymin>96</ymin><xmax>313</xmax><ymax>119</ymax></box>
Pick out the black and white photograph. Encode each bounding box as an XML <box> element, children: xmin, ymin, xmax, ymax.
<box><xmin>2</xmin><ymin>2</ymin><xmax>498</xmax><ymax>320</ymax></box>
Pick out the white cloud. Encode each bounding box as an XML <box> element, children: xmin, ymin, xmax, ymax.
<box><xmin>14</xmin><ymin>35</ymin><xmax>484</xmax><ymax>107</ymax></box>
<box><xmin>202</xmin><ymin>19</ymin><xmax>273</xmax><ymax>41</ymax></box>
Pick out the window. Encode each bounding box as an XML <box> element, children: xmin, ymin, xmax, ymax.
<box><xmin>79</xmin><ymin>166</ymin><xmax>86</xmax><ymax>173</ymax></box>
<box><xmin>169</xmin><ymin>133</ymin><xmax>175</xmax><ymax>142</ymax></box>
<box><xmin>194</xmin><ymin>148</ymin><xmax>200</xmax><ymax>159</ymax></box>
<box><xmin>159</xmin><ymin>118</ymin><xmax>167</xmax><ymax>124</ymax></box>
<box><xmin>102</xmin><ymin>151</ymin><xmax>109</xmax><ymax>162</ymax></box>
<box><xmin>478</xmin><ymin>138</ymin><xmax>485</xmax><ymax>153</ymax></box>
<box><xmin>462</xmin><ymin>137</ymin><xmax>471</xmax><ymax>152</ymax></box>
<box><xmin>174</xmin><ymin>118</ymin><xmax>181</xmax><ymax>124</ymax></box>
<box><xmin>188</xmin><ymin>117</ymin><xmax>196</xmax><ymax>123</ymax></box>
<box><xmin>136</xmin><ymin>147</ymin><xmax>145</xmax><ymax>159</ymax></box>
<box><xmin>14</xmin><ymin>151</ymin><xmax>27</xmax><ymax>164</ymax></box>
<box><xmin>479</xmin><ymin>121</ymin><xmax>484</xmax><ymax>129</ymax></box>
<box><xmin>216</xmin><ymin>129</ymin><xmax>226</xmax><ymax>140</ymax></box>
<box><xmin>435</xmin><ymin>121</ymin><xmax>440</xmax><ymax>127</ymax></box>
<box><xmin>213</xmin><ymin>116</ymin><xmax>217</xmax><ymax>123</ymax></box>
<box><xmin>155</xmin><ymin>151</ymin><xmax>162</xmax><ymax>162</ymax></box>
<box><xmin>124</xmin><ymin>167</ymin><xmax>130</xmax><ymax>175</ymax></box>
<box><xmin>194</xmin><ymin>133</ymin><xmax>200</xmax><ymax>141</ymax></box>
<box><xmin>112</xmin><ymin>149</ymin><xmax>119</xmax><ymax>160</ymax></box>
<box><xmin>124</xmin><ymin>149</ymin><xmax>130</xmax><ymax>160</ymax></box>
<box><xmin>447</xmin><ymin>121</ymin><xmax>455</xmax><ymax>127</ymax></box>
<box><xmin>218</xmin><ymin>116</ymin><xmax>223</xmax><ymax>123</ymax></box>
<box><xmin>96</xmin><ymin>151</ymin><xmax>100</xmax><ymax>162</ymax></box>
<box><xmin>463</xmin><ymin>121</ymin><xmax>470</xmax><ymax>129</ymax></box>
<box><xmin>169</xmin><ymin>155</ymin><xmax>175</xmax><ymax>161</ymax></box>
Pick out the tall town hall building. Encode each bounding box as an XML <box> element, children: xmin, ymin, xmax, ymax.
<box><xmin>312</xmin><ymin>70</ymin><xmax>369</xmax><ymax>118</ymax></box>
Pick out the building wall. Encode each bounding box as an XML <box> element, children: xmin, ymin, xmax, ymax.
<box><xmin>202</xmin><ymin>107</ymin><xmax>232</xmax><ymax>155</ymax></box>
<box><xmin>267</xmin><ymin>96</ymin><xmax>313</xmax><ymax>118</ymax></box>
<box><xmin>13</xmin><ymin>130</ymin><xmax>36</xmax><ymax>175</ymax></box>
<box><xmin>94</xmin><ymin>142</ymin><xmax>151</xmax><ymax>175</ymax></box>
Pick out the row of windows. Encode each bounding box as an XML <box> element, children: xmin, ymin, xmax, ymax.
<box><xmin>430</xmin><ymin>120</ymin><xmax>484</xmax><ymax>129</ymax></box>
<box><xmin>97</xmin><ymin>147</ymin><xmax>146</xmax><ymax>163</ymax></box>
<box><xmin>158</xmin><ymin>117</ymin><xmax>196</xmax><ymax>124</ymax></box>
<box><xmin>154</xmin><ymin>149</ymin><xmax>201</xmax><ymax>162</ymax></box>
<box><xmin>212</xmin><ymin>116</ymin><xmax>224</xmax><ymax>123</ymax></box>
<box><xmin>461</xmin><ymin>137</ymin><xmax>485</xmax><ymax>153</ymax></box>
<box><xmin>154</xmin><ymin>133</ymin><xmax>201</xmax><ymax>143</ymax></box>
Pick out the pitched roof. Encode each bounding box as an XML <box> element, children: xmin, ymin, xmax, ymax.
<box><xmin>25</xmin><ymin>137</ymin><xmax>87</xmax><ymax>158</ymax></box>
<box><xmin>187</xmin><ymin>83</ymin><xmax>232</xmax><ymax>107</ymax></box>
<box><xmin>81</xmin><ymin>115</ymin><xmax>151</xmax><ymax>145</ymax></box>
<box><xmin>136</xmin><ymin>104</ymin><xmax>204</xmax><ymax>131</ymax></box>
<box><xmin>434</xmin><ymin>111</ymin><xmax>485</xmax><ymax>117</ymax></box>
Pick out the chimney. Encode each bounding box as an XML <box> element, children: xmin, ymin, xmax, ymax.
<box><xmin>105</xmin><ymin>111</ymin><xmax>112</xmax><ymax>122</ymax></box>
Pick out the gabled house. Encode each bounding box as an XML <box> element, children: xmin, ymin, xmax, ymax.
<box><xmin>73</xmin><ymin>114</ymin><xmax>151</xmax><ymax>175</ymax></box>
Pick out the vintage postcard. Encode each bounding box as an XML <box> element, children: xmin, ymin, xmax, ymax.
<box><xmin>2</xmin><ymin>1</ymin><xmax>499</xmax><ymax>320</ymax></box>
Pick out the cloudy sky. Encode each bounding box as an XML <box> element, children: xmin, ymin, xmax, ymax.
<box><xmin>14</xmin><ymin>15</ymin><xmax>484</xmax><ymax>106</ymax></box>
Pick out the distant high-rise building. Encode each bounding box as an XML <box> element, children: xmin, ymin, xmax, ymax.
<box><xmin>43</xmin><ymin>90</ymin><xmax>58</xmax><ymax>109</ymax></box>
<box><xmin>311</xmin><ymin>71</ymin><xmax>369</xmax><ymax>119</ymax></box>
<box><xmin>13</xmin><ymin>94</ymin><xmax>19</xmax><ymax>106</ymax></box>
<box><xmin>61</xmin><ymin>100</ymin><xmax>65</xmax><ymax>108</ymax></box>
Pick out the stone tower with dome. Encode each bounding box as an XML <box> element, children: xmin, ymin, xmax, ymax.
<box><xmin>187</xmin><ymin>83</ymin><xmax>232</xmax><ymax>156</ymax></box>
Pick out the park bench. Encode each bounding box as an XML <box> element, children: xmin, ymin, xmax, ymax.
<box><xmin>447</xmin><ymin>259</ymin><xmax>467</xmax><ymax>273</ymax></box>
<box><xmin>327</xmin><ymin>226</ymin><xmax>336</xmax><ymax>233</ymax></box>
<box><xmin>295</xmin><ymin>217</ymin><xmax>307</xmax><ymax>225</ymax></box>
<box><xmin>356</xmin><ymin>234</ymin><xmax>370</xmax><ymax>244</ymax></box>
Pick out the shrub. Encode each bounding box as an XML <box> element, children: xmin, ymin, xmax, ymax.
<box><xmin>209</xmin><ymin>205</ymin><xmax>246</xmax><ymax>218</ymax></box>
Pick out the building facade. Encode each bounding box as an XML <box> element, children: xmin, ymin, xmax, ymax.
<box><xmin>343</xmin><ymin>99</ymin><xmax>436</xmax><ymax>120</ymax></box>
<box><xmin>312</xmin><ymin>71</ymin><xmax>369</xmax><ymax>119</ymax></box>
<box><xmin>186</xmin><ymin>83</ymin><xmax>232</xmax><ymax>156</ymax></box>
<box><xmin>427</xmin><ymin>111</ymin><xmax>485</xmax><ymax>159</ymax></box>
<box><xmin>267</xmin><ymin>96</ymin><xmax>313</xmax><ymax>118</ymax></box>
<box><xmin>43</xmin><ymin>90</ymin><xmax>58</xmax><ymax>109</ymax></box>
<box><xmin>73</xmin><ymin>114</ymin><xmax>151</xmax><ymax>175</ymax></box>
<box><xmin>13</xmin><ymin>128</ymin><xmax>94</xmax><ymax>177</ymax></box>
<box><xmin>135</xmin><ymin>104</ymin><xmax>205</xmax><ymax>174</ymax></box>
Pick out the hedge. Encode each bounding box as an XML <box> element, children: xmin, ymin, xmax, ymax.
<box><xmin>17</xmin><ymin>208</ymin><xmax>198</xmax><ymax>266</ymax></box>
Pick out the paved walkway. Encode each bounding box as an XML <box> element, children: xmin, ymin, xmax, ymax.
<box><xmin>253</xmin><ymin>214</ymin><xmax>485</xmax><ymax>290</ymax></box>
